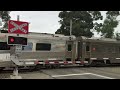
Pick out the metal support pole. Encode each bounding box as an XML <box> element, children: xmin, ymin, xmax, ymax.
<box><xmin>17</xmin><ymin>15</ymin><xmax>20</xmax><ymax>21</ymax></box>
<box><xmin>10</xmin><ymin>15</ymin><xmax>22</xmax><ymax>79</ymax></box>
<box><xmin>17</xmin><ymin>15</ymin><xmax>20</xmax><ymax>36</ymax></box>
<box><xmin>13</xmin><ymin>66</ymin><xmax>18</xmax><ymax>76</ymax></box>
<box><xmin>70</xmin><ymin>19</ymin><xmax>72</xmax><ymax>36</ymax></box>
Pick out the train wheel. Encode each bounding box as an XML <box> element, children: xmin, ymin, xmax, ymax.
<box><xmin>35</xmin><ymin>65</ymin><xmax>41</xmax><ymax>70</ymax></box>
<box><xmin>51</xmin><ymin>65</ymin><xmax>55</xmax><ymax>69</ymax></box>
<box><xmin>29</xmin><ymin>66</ymin><xmax>35</xmax><ymax>72</ymax></box>
<box><xmin>51</xmin><ymin>64</ymin><xmax>60</xmax><ymax>69</ymax></box>
<box><xmin>45</xmin><ymin>65</ymin><xmax>51</xmax><ymax>69</ymax></box>
<box><xmin>83</xmin><ymin>64</ymin><xmax>90</xmax><ymax>67</ymax></box>
<box><xmin>56</xmin><ymin>64</ymin><xmax>60</xmax><ymax>68</ymax></box>
<box><xmin>89</xmin><ymin>61</ymin><xmax>96</xmax><ymax>67</ymax></box>
<box><xmin>0</xmin><ymin>67</ymin><xmax>4</xmax><ymax>72</ymax></box>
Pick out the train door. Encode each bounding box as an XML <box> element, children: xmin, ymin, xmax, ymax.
<box><xmin>84</xmin><ymin>42</ymin><xmax>91</xmax><ymax>64</ymax></box>
<box><xmin>77</xmin><ymin>41</ymin><xmax>90</xmax><ymax>62</ymax></box>
<box><xmin>66</xmin><ymin>40</ymin><xmax>76</xmax><ymax>61</ymax></box>
<box><xmin>77</xmin><ymin>41</ymin><xmax>82</xmax><ymax>60</ymax></box>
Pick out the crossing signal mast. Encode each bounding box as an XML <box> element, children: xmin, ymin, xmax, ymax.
<box><xmin>8</xmin><ymin>15</ymin><xmax>29</xmax><ymax>79</ymax></box>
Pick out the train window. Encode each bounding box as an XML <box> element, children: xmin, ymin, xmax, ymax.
<box><xmin>112</xmin><ymin>47</ymin><xmax>116</xmax><ymax>53</ymax></box>
<box><xmin>103</xmin><ymin>47</ymin><xmax>106</xmax><ymax>52</ymax></box>
<box><xmin>86</xmin><ymin>45</ymin><xmax>90</xmax><ymax>51</ymax></box>
<box><xmin>66</xmin><ymin>58</ymin><xmax>71</xmax><ymax>61</ymax></box>
<box><xmin>108</xmin><ymin>47</ymin><xmax>113</xmax><ymax>52</ymax></box>
<box><xmin>22</xmin><ymin>42</ymin><xmax>33</xmax><ymax>51</ymax></box>
<box><xmin>115</xmin><ymin>47</ymin><xmax>118</xmax><ymax>53</ymax></box>
<box><xmin>0</xmin><ymin>42</ymin><xmax>11</xmax><ymax>50</ymax></box>
<box><xmin>119</xmin><ymin>47</ymin><xmax>120</xmax><ymax>52</ymax></box>
<box><xmin>68</xmin><ymin>44</ymin><xmax>72</xmax><ymax>51</ymax></box>
<box><xmin>36</xmin><ymin>43</ymin><xmax>51</xmax><ymax>51</ymax></box>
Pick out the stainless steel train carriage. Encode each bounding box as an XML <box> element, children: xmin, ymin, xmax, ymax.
<box><xmin>76</xmin><ymin>36</ymin><xmax>120</xmax><ymax>66</ymax></box>
<box><xmin>0</xmin><ymin>32</ymin><xmax>82</xmax><ymax>69</ymax></box>
<box><xmin>17</xmin><ymin>32</ymin><xmax>78</xmax><ymax>68</ymax></box>
<box><xmin>0</xmin><ymin>32</ymin><xmax>120</xmax><ymax>70</ymax></box>
<box><xmin>18</xmin><ymin>33</ymin><xmax>89</xmax><ymax>68</ymax></box>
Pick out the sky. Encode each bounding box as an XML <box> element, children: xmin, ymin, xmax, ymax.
<box><xmin>9</xmin><ymin>11</ymin><xmax>120</xmax><ymax>37</ymax></box>
<box><xmin>10</xmin><ymin>11</ymin><xmax>61</xmax><ymax>34</ymax></box>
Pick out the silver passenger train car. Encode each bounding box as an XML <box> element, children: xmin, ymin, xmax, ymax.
<box><xmin>0</xmin><ymin>32</ymin><xmax>120</xmax><ymax>70</ymax></box>
<box><xmin>0</xmin><ymin>32</ymin><xmax>82</xmax><ymax>69</ymax></box>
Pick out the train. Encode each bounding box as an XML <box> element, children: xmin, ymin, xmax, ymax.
<box><xmin>0</xmin><ymin>32</ymin><xmax>120</xmax><ymax>70</ymax></box>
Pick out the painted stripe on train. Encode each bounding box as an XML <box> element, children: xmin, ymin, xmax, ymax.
<box><xmin>75</xmin><ymin>61</ymin><xmax>81</xmax><ymax>63</ymax></box>
<box><xmin>59</xmin><ymin>62</ymin><xmax>64</xmax><ymax>64</ymax></box>
<box><xmin>90</xmin><ymin>58</ymin><xmax>97</xmax><ymax>60</ymax></box>
<box><xmin>68</xmin><ymin>61</ymin><xmax>73</xmax><ymax>63</ymax></box>
<box><xmin>39</xmin><ymin>62</ymin><xmax>44</xmax><ymax>64</ymax></box>
<box><xmin>25</xmin><ymin>62</ymin><xmax>34</xmax><ymax>65</ymax></box>
<box><xmin>38</xmin><ymin>61</ymin><xmax>88</xmax><ymax>64</ymax></box>
<box><xmin>84</xmin><ymin>61</ymin><xmax>88</xmax><ymax>63</ymax></box>
<box><xmin>49</xmin><ymin>62</ymin><xmax>55</xmax><ymax>64</ymax></box>
<box><xmin>48</xmin><ymin>58</ymin><xmax>57</xmax><ymax>60</ymax></box>
<box><xmin>116</xmin><ymin>58</ymin><xmax>120</xmax><ymax>59</ymax></box>
<box><xmin>103</xmin><ymin>58</ymin><xmax>109</xmax><ymax>59</ymax></box>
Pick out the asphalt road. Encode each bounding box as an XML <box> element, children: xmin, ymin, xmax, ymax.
<box><xmin>1</xmin><ymin>66</ymin><xmax>120</xmax><ymax>79</ymax></box>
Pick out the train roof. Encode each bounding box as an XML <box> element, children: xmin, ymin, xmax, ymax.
<box><xmin>77</xmin><ymin>36</ymin><xmax>120</xmax><ymax>44</ymax></box>
<box><xmin>0</xmin><ymin>32</ymin><xmax>76</xmax><ymax>41</ymax></box>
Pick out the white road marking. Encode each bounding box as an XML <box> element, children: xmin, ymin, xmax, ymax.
<box><xmin>89</xmin><ymin>73</ymin><xmax>115</xmax><ymax>79</ymax></box>
<box><xmin>52</xmin><ymin>73</ymin><xmax>91</xmax><ymax>77</ymax></box>
<box><xmin>52</xmin><ymin>73</ymin><xmax>115</xmax><ymax>79</ymax></box>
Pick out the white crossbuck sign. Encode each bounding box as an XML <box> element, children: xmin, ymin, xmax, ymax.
<box><xmin>10</xmin><ymin>21</ymin><xmax>28</xmax><ymax>33</ymax></box>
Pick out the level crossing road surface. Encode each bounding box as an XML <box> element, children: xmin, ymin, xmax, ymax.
<box><xmin>1</xmin><ymin>66</ymin><xmax>120</xmax><ymax>79</ymax></box>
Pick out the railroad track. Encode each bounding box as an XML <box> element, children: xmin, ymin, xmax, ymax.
<box><xmin>0</xmin><ymin>64</ymin><xmax>120</xmax><ymax>79</ymax></box>
<box><xmin>0</xmin><ymin>64</ymin><xmax>120</xmax><ymax>72</ymax></box>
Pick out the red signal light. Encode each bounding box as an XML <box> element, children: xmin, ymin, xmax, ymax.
<box><xmin>93</xmin><ymin>48</ymin><xmax>96</xmax><ymax>51</ymax></box>
<box><xmin>8</xmin><ymin>36</ymin><xmax>27</xmax><ymax>45</ymax></box>
<box><xmin>10</xmin><ymin>38</ymin><xmax>14</xmax><ymax>42</ymax></box>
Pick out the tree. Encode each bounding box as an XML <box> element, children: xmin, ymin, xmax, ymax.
<box><xmin>95</xmin><ymin>11</ymin><xmax>120</xmax><ymax>38</ymax></box>
<box><xmin>55</xmin><ymin>11</ymin><xmax>103</xmax><ymax>37</ymax></box>
<box><xmin>0</xmin><ymin>11</ymin><xmax>11</xmax><ymax>31</ymax></box>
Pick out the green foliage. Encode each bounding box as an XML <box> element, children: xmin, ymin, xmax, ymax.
<box><xmin>0</xmin><ymin>11</ymin><xmax>11</xmax><ymax>30</ymax></box>
<box><xmin>95</xmin><ymin>11</ymin><xmax>120</xmax><ymax>38</ymax></box>
<box><xmin>115</xmin><ymin>32</ymin><xmax>120</xmax><ymax>40</ymax></box>
<box><xmin>55</xmin><ymin>11</ymin><xmax>103</xmax><ymax>37</ymax></box>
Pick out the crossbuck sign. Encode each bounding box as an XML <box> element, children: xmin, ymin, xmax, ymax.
<box><xmin>8</xmin><ymin>20</ymin><xmax>29</xmax><ymax>34</ymax></box>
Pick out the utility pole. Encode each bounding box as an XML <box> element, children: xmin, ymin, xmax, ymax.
<box><xmin>70</xmin><ymin>19</ymin><xmax>72</xmax><ymax>36</ymax></box>
<box><xmin>17</xmin><ymin>15</ymin><xmax>19</xmax><ymax>36</ymax></box>
<box><xmin>17</xmin><ymin>15</ymin><xmax>20</xmax><ymax>21</ymax></box>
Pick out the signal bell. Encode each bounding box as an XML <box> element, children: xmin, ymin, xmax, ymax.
<box><xmin>7</xmin><ymin>36</ymin><xmax>27</xmax><ymax>45</ymax></box>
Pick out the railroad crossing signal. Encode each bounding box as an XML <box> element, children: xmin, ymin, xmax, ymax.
<box><xmin>7</xmin><ymin>36</ymin><xmax>27</xmax><ymax>45</ymax></box>
<box><xmin>8</xmin><ymin>20</ymin><xmax>29</xmax><ymax>34</ymax></box>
